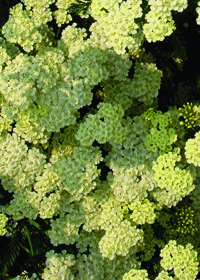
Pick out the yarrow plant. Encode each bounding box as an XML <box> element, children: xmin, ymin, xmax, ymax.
<box><xmin>0</xmin><ymin>0</ymin><xmax>200</xmax><ymax>279</ymax></box>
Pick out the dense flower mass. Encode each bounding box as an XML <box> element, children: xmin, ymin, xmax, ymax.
<box><xmin>143</xmin><ymin>0</ymin><xmax>187</xmax><ymax>42</ymax></box>
<box><xmin>0</xmin><ymin>0</ymin><xmax>200</xmax><ymax>279</ymax></box>
<box><xmin>2</xmin><ymin>3</ymin><xmax>54</xmax><ymax>52</ymax></box>
<box><xmin>160</xmin><ymin>240</ymin><xmax>198</xmax><ymax>280</ymax></box>
<box><xmin>89</xmin><ymin>0</ymin><xmax>144</xmax><ymax>56</ymax></box>
<box><xmin>143</xmin><ymin>109</ymin><xmax>177</xmax><ymax>154</ymax></box>
<box><xmin>152</xmin><ymin>149</ymin><xmax>195</xmax><ymax>207</ymax></box>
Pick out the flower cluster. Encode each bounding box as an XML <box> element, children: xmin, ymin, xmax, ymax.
<box><xmin>123</xmin><ymin>269</ymin><xmax>149</xmax><ymax>280</ymax></box>
<box><xmin>185</xmin><ymin>131</ymin><xmax>200</xmax><ymax>166</ymax></box>
<box><xmin>5</xmin><ymin>190</ymin><xmax>40</xmax><ymax>220</ymax></box>
<box><xmin>98</xmin><ymin>219</ymin><xmax>143</xmax><ymax>260</ymax></box>
<box><xmin>0</xmin><ymin>45</ymin><xmax>79</xmax><ymax>144</ymax></box>
<box><xmin>143</xmin><ymin>0</ymin><xmax>187</xmax><ymax>42</ymax></box>
<box><xmin>155</xmin><ymin>271</ymin><xmax>174</xmax><ymax>280</ymax></box>
<box><xmin>81</xmin><ymin>192</ymin><xmax>144</xmax><ymax>260</ymax></box>
<box><xmin>96</xmin><ymin>61</ymin><xmax>162</xmax><ymax>117</ymax></box>
<box><xmin>0</xmin><ymin>115</ymin><xmax>12</xmax><ymax>136</ymax></box>
<box><xmin>124</xmin><ymin>199</ymin><xmax>156</xmax><ymax>225</ymax></box>
<box><xmin>75</xmin><ymin>102</ymin><xmax>125</xmax><ymax>147</ymax></box>
<box><xmin>104</xmin><ymin>147</ymin><xmax>158</xmax><ymax>203</ymax></box>
<box><xmin>0</xmin><ymin>132</ymin><xmax>46</xmax><ymax>194</ymax></box>
<box><xmin>88</xmin><ymin>0</ymin><xmax>144</xmax><ymax>56</ymax></box>
<box><xmin>2</xmin><ymin>3</ymin><xmax>52</xmax><ymax>52</ymax></box>
<box><xmin>47</xmin><ymin>207</ymin><xmax>85</xmax><ymax>246</ymax></box>
<box><xmin>21</xmin><ymin>0</ymin><xmax>54</xmax><ymax>27</ymax></box>
<box><xmin>143</xmin><ymin>109</ymin><xmax>177</xmax><ymax>154</ymax></box>
<box><xmin>51</xmin><ymin>146</ymin><xmax>102</xmax><ymax>201</ymax></box>
<box><xmin>160</xmin><ymin>240</ymin><xmax>199</xmax><ymax>280</ymax></box>
<box><xmin>42</xmin><ymin>250</ymin><xmax>76</xmax><ymax>280</ymax></box>
<box><xmin>0</xmin><ymin>37</ymin><xmax>20</xmax><ymax>72</ymax></box>
<box><xmin>131</xmin><ymin>62</ymin><xmax>163</xmax><ymax>105</ymax></box>
<box><xmin>53</xmin><ymin>0</ymin><xmax>74</xmax><ymax>26</ymax></box>
<box><xmin>152</xmin><ymin>148</ymin><xmax>195</xmax><ymax>207</ymax></box>
<box><xmin>61</xmin><ymin>23</ymin><xmax>88</xmax><ymax>56</ymax></box>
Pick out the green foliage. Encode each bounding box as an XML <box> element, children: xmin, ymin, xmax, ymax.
<box><xmin>67</xmin><ymin>0</ymin><xmax>92</xmax><ymax>15</ymax></box>
<box><xmin>1</xmin><ymin>220</ymin><xmax>26</xmax><ymax>276</ymax></box>
<box><xmin>0</xmin><ymin>218</ymin><xmax>51</xmax><ymax>279</ymax></box>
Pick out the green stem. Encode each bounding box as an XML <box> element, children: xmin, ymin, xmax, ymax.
<box><xmin>24</xmin><ymin>226</ymin><xmax>34</xmax><ymax>256</ymax></box>
<box><xmin>28</xmin><ymin>219</ymin><xmax>41</xmax><ymax>230</ymax></box>
<box><xmin>56</xmin><ymin>27</ymin><xmax>61</xmax><ymax>39</ymax></box>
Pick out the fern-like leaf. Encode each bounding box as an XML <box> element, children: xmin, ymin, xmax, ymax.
<box><xmin>0</xmin><ymin>222</ymin><xmax>26</xmax><ymax>276</ymax></box>
<box><xmin>67</xmin><ymin>0</ymin><xmax>91</xmax><ymax>15</ymax></box>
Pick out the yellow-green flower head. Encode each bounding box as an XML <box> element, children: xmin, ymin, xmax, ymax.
<box><xmin>179</xmin><ymin>102</ymin><xmax>200</xmax><ymax>129</ymax></box>
<box><xmin>171</xmin><ymin>205</ymin><xmax>198</xmax><ymax>235</ymax></box>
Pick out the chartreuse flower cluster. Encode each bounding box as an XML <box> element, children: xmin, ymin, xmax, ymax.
<box><xmin>131</xmin><ymin>62</ymin><xmax>163</xmax><ymax>105</ymax></box>
<box><xmin>123</xmin><ymin>268</ymin><xmax>149</xmax><ymax>280</ymax></box>
<box><xmin>0</xmin><ymin>44</ymin><xmax>82</xmax><ymax>144</ymax></box>
<box><xmin>2</xmin><ymin>3</ymin><xmax>55</xmax><ymax>53</ymax></box>
<box><xmin>143</xmin><ymin>0</ymin><xmax>187</xmax><ymax>42</ymax></box>
<box><xmin>104</xmin><ymin>146</ymin><xmax>158</xmax><ymax>203</ymax></box>
<box><xmin>42</xmin><ymin>250</ymin><xmax>76</xmax><ymax>280</ymax></box>
<box><xmin>88</xmin><ymin>0</ymin><xmax>144</xmax><ymax>56</ymax></box>
<box><xmin>152</xmin><ymin>148</ymin><xmax>195</xmax><ymax>207</ymax></box>
<box><xmin>1</xmin><ymin>1</ymin><xmax>200</xmax><ymax>279</ymax></box>
<box><xmin>123</xmin><ymin>199</ymin><xmax>156</xmax><ymax>225</ymax></box>
<box><xmin>160</xmin><ymin>240</ymin><xmax>198</xmax><ymax>280</ymax></box>
<box><xmin>0</xmin><ymin>37</ymin><xmax>20</xmax><ymax>73</ymax></box>
<box><xmin>122</xmin><ymin>240</ymin><xmax>199</xmax><ymax>280</ymax></box>
<box><xmin>185</xmin><ymin>131</ymin><xmax>200</xmax><ymax>166</ymax></box>
<box><xmin>0</xmin><ymin>132</ymin><xmax>46</xmax><ymax>194</ymax></box>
